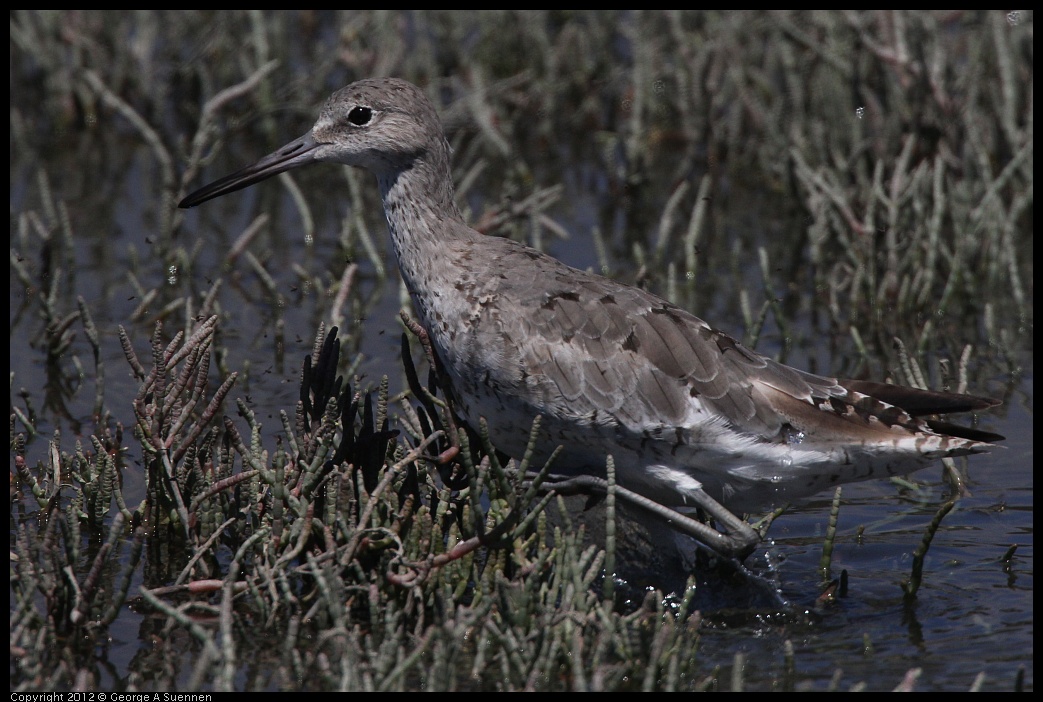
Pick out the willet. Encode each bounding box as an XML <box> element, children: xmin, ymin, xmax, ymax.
<box><xmin>179</xmin><ymin>77</ymin><xmax>1002</xmax><ymax>558</ymax></box>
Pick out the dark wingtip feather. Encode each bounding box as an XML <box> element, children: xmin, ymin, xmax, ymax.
<box><xmin>841</xmin><ymin>379</ymin><xmax>1001</xmax><ymax>416</ymax></box>
<box><xmin>922</xmin><ymin>419</ymin><xmax>1005</xmax><ymax>443</ymax></box>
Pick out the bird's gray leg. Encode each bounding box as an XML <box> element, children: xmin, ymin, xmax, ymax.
<box><xmin>535</xmin><ymin>473</ymin><xmax>760</xmax><ymax>560</ymax></box>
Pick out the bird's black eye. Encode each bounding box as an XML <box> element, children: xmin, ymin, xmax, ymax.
<box><xmin>348</xmin><ymin>106</ymin><xmax>372</xmax><ymax>126</ymax></box>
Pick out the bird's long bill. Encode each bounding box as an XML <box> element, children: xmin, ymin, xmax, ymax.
<box><xmin>178</xmin><ymin>132</ymin><xmax>321</xmax><ymax>208</ymax></box>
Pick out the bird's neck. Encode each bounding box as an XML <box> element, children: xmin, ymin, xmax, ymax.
<box><xmin>376</xmin><ymin>153</ymin><xmax>473</xmax><ymax>328</ymax></box>
<box><xmin>378</xmin><ymin>141</ymin><xmax>461</xmax><ymax>216</ymax></box>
